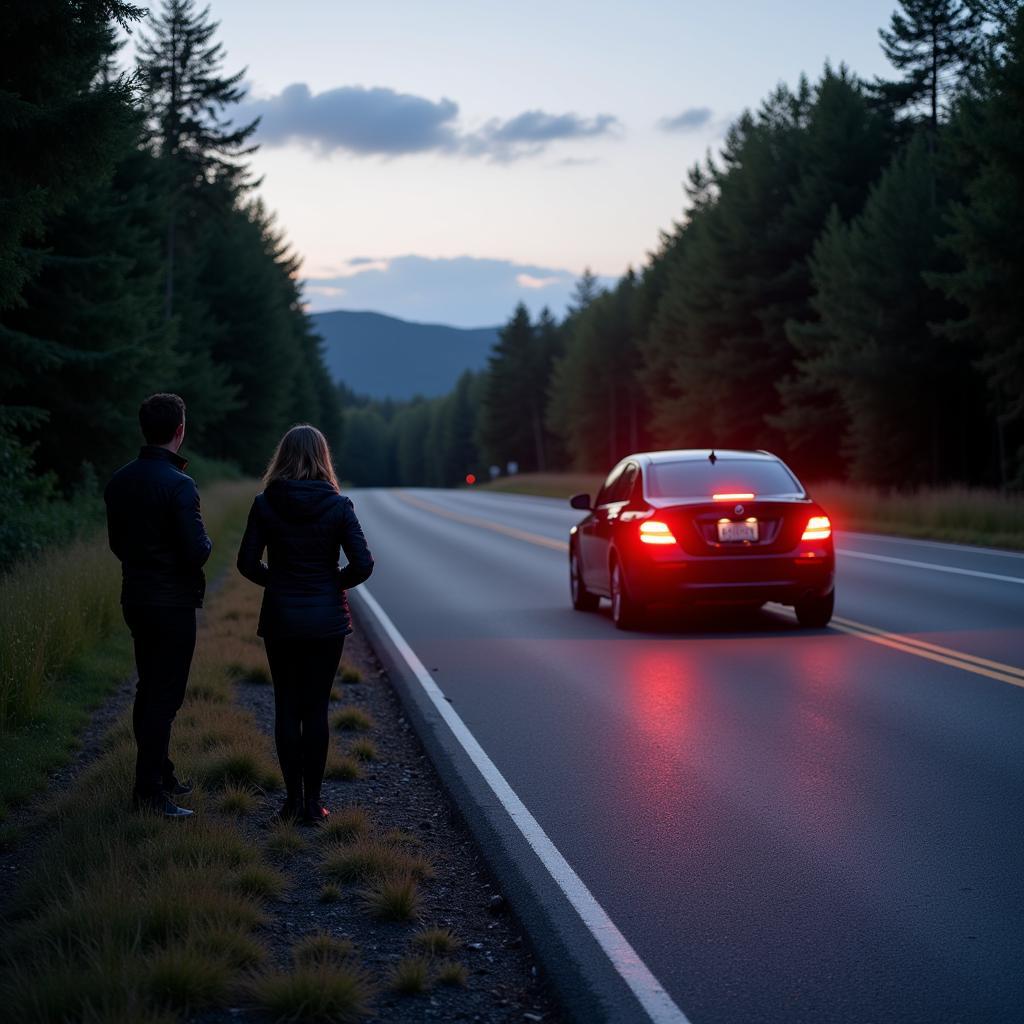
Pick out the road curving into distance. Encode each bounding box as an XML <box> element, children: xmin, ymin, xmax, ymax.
<box><xmin>350</xmin><ymin>487</ymin><xmax>1024</xmax><ymax>1024</ymax></box>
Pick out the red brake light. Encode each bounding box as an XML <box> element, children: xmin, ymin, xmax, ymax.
<box><xmin>801</xmin><ymin>515</ymin><xmax>832</xmax><ymax>541</ymax></box>
<box><xmin>713</xmin><ymin>492</ymin><xmax>755</xmax><ymax>501</ymax></box>
<box><xmin>639</xmin><ymin>520</ymin><xmax>677</xmax><ymax>545</ymax></box>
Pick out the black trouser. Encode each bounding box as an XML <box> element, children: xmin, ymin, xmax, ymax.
<box><xmin>123</xmin><ymin>604</ymin><xmax>197</xmax><ymax>800</ymax></box>
<box><xmin>264</xmin><ymin>635</ymin><xmax>345</xmax><ymax>807</ymax></box>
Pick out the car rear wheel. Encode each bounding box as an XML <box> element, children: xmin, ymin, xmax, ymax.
<box><xmin>610</xmin><ymin>560</ymin><xmax>644</xmax><ymax>630</ymax></box>
<box><xmin>795</xmin><ymin>589</ymin><xmax>834</xmax><ymax>628</ymax></box>
<box><xmin>570</xmin><ymin>546</ymin><xmax>599</xmax><ymax>612</ymax></box>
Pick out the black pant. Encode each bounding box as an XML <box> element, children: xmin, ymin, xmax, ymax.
<box><xmin>124</xmin><ymin>604</ymin><xmax>197</xmax><ymax>799</ymax></box>
<box><xmin>264</xmin><ymin>635</ymin><xmax>345</xmax><ymax>806</ymax></box>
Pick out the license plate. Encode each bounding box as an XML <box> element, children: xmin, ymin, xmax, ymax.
<box><xmin>718</xmin><ymin>520</ymin><xmax>758</xmax><ymax>542</ymax></box>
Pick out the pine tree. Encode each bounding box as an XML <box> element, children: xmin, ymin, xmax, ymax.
<box><xmin>937</xmin><ymin>5</ymin><xmax>1024</xmax><ymax>483</ymax></box>
<box><xmin>478</xmin><ymin>304</ymin><xmax>544</xmax><ymax>472</ymax></box>
<box><xmin>876</xmin><ymin>0</ymin><xmax>982</xmax><ymax>129</ymax></box>
<box><xmin>0</xmin><ymin>1</ymin><xmax>144</xmax><ymax>312</ymax></box>
<box><xmin>136</xmin><ymin>0</ymin><xmax>259</xmax><ymax>319</ymax></box>
<box><xmin>548</xmin><ymin>274</ymin><xmax>643</xmax><ymax>469</ymax></box>
<box><xmin>793</xmin><ymin>137</ymin><xmax>980</xmax><ymax>485</ymax></box>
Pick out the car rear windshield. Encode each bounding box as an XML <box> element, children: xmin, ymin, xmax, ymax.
<box><xmin>646</xmin><ymin>460</ymin><xmax>803</xmax><ymax>499</ymax></box>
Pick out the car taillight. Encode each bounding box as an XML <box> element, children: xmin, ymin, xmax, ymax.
<box><xmin>712</xmin><ymin>492</ymin><xmax>755</xmax><ymax>501</ymax></box>
<box><xmin>801</xmin><ymin>515</ymin><xmax>832</xmax><ymax>541</ymax></box>
<box><xmin>639</xmin><ymin>520</ymin><xmax>677</xmax><ymax>545</ymax></box>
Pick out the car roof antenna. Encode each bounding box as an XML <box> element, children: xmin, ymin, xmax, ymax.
<box><xmin>708</xmin><ymin>449</ymin><xmax>717</xmax><ymax>465</ymax></box>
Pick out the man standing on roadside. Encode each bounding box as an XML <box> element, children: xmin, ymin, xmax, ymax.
<box><xmin>105</xmin><ymin>393</ymin><xmax>212</xmax><ymax>818</ymax></box>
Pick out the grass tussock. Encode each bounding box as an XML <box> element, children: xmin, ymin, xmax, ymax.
<box><xmin>218</xmin><ymin>783</ymin><xmax>259</xmax><ymax>816</ymax></box>
<box><xmin>339</xmin><ymin>662</ymin><xmax>364</xmax><ymax>684</ymax></box>
<box><xmin>191</xmin><ymin>925</ymin><xmax>267</xmax><ymax>969</ymax></box>
<box><xmin>436</xmin><ymin>959</ymin><xmax>469</xmax><ymax>986</ymax></box>
<box><xmin>247</xmin><ymin>963</ymin><xmax>374</xmax><ymax>1022</ymax></box>
<box><xmin>198</xmin><ymin>746</ymin><xmax>280</xmax><ymax>792</ymax></box>
<box><xmin>388</xmin><ymin>954</ymin><xmax>432</xmax><ymax>994</ymax></box>
<box><xmin>349</xmin><ymin>738</ymin><xmax>377</xmax><ymax>762</ymax></box>
<box><xmin>331</xmin><ymin>706</ymin><xmax>375</xmax><ymax>732</ymax></box>
<box><xmin>320</xmin><ymin>805</ymin><xmax>372</xmax><ymax>845</ymax></box>
<box><xmin>265</xmin><ymin>821</ymin><xmax>307</xmax><ymax>857</ymax></box>
<box><xmin>361</xmin><ymin>875</ymin><xmax>421</xmax><ymax>922</ymax></box>
<box><xmin>318</xmin><ymin>883</ymin><xmax>342</xmax><ymax>904</ymax></box>
<box><xmin>325</xmin><ymin>752</ymin><xmax>362</xmax><ymax>781</ymax></box>
<box><xmin>322</xmin><ymin>838</ymin><xmax>433</xmax><ymax>884</ymax></box>
<box><xmin>411</xmin><ymin>926</ymin><xmax>461</xmax><ymax>956</ymax></box>
<box><xmin>292</xmin><ymin>931</ymin><xmax>356</xmax><ymax>967</ymax></box>
<box><xmin>230</xmin><ymin>864</ymin><xmax>287</xmax><ymax>900</ymax></box>
<box><xmin>141</xmin><ymin>943</ymin><xmax>234</xmax><ymax>1008</ymax></box>
<box><xmin>381</xmin><ymin>828</ymin><xmax>421</xmax><ymax>847</ymax></box>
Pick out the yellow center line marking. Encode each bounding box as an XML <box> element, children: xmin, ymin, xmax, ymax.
<box><xmin>394</xmin><ymin>490</ymin><xmax>569</xmax><ymax>552</ymax></box>
<box><xmin>832</xmin><ymin>615</ymin><xmax>1024</xmax><ymax>681</ymax></box>
<box><xmin>394</xmin><ymin>490</ymin><xmax>1024</xmax><ymax>690</ymax></box>
<box><xmin>826</xmin><ymin>618</ymin><xmax>1024</xmax><ymax>689</ymax></box>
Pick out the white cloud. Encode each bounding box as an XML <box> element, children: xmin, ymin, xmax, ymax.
<box><xmin>657</xmin><ymin>106</ymin><xmax>714</xmax><ymax>133</ymax></box>
<box><xmin>241</xmin><ymin>82</ymin><xmax>620</xmax><ymax>162</ymax></box>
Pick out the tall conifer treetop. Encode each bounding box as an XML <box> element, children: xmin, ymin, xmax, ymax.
<box><xmin>877</xmin><ymin>0</ymin><xmax>981</xmax><ymax>127</ymax></box>
<box><xmin>136</xmin><ymin>0</ymin><xmax>259</xmax><ymax>190</ymax></box>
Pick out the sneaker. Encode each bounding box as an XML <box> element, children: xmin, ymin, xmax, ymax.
<box><xmin>276</xmin><ymin>800</ymin><xmax>302</xmax><ymax>823</ymax></box>
<box><xmin>134</xmin><ymin>792</ymin><xmax>194</xmax><ymax>819</ymax></box>
<box><xmin>164</xmin><ymin>777</ymin><xmax>194</xmax><ymax>798</ymax></box>
<box><xmin>303</xmin><ymin>801</ymin><xmax>330</xmax><ymax>825</ymax></box>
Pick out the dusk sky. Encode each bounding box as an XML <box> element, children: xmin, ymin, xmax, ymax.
<box><xmin>152</xmin><ymin>1</ymin><xmax>899</xmax><ymax>326</ymax></box>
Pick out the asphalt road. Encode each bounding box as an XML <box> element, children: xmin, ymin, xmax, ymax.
<box><xmin>351</xmin><ymin>487</ymin><xmax>1024</xmax><ymax>1024</ymax></box>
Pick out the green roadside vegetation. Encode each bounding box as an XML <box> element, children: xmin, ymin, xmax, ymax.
<box><xmin>0</xmin><ymin>563</ymin><xmax>462</xmax><ymax>1023</ymax></box>
<box><xmin>0</xmin><ymin>479</ymin><xmax>255</xmax><ymax>826</ymax></box>
<box><xmin>482</xmin><ymin>473</ymin><xmax>1024</xmax><ymax>551</ymax></box>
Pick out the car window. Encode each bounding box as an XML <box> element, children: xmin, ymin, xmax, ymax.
<box><xmin>616</xmin><ymin>463</ymin><xmax>639</xmax><ymax>503</ymax></box>
<box><xmin>596</xmin><ymin>463</ymin><xmax>625</xmax><ymax>506</ymax></box>
<box><xmin>646</xmin><ymin>459</ymin><xmax>804</xmax><ymax>499</ymax></box>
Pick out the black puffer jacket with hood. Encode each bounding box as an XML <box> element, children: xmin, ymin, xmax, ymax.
<box><xmin>236</xmin><ymin>479</ymin><xmax>374</xmax><ymax>638</ymax></box>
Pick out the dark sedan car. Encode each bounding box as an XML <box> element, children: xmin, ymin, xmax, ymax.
<box><xmin>568</xmin><ymin>449</ymin><xmax>835</xmax><ymax>630</ymax></box>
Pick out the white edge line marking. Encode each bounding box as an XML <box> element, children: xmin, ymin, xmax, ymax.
<box><xmin>840</xmin><ymin>530</ymin><xmax>1024</xmax><ymax>560</ymax></box>
<box><xmin>356</xmin><ymin>584</ymin><xmax>692</xmax><ymax>1024</ymax></box>
<box><xmin>836</xmin><ymin>548</ymin><xmax>1024</xmax><ymax>585</ymax></box>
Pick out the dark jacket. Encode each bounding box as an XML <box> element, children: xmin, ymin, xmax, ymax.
<box><xmin>236</xmin><ymin>479</ymin><xmax>374</xmax><ymax>639</ymax></box>
<box><xmin>104</xmin><ymin>446</ymin><xmax>213</xmax><ymax>607</ymax></box>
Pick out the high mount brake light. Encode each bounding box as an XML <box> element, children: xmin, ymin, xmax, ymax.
<box><xmin>639</xmin><ymin>520</ymin><xmax>677</xmax><ymax>545</ymax></box>
<box><xmin>712</xmin><ymin>493</ymin><xmax>755</xmax><ymax>501</ymax></box>
<box><xmin>801</xmin><ymin>515</ymin><xmax>832</xmax><ymax>541</ymax></box>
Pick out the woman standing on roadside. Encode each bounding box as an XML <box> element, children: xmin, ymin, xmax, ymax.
<box><xmin>237</xmin><ymin>424</ymin><xmax>373</xmax><ymax>823</ymax></box>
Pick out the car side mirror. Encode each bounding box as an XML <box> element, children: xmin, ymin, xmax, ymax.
<box><xmin>569</xmin><ymin>493</ymin><xmax>592</xmax><ymax>510</ymax></box>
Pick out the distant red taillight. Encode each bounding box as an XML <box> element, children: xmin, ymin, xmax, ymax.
<box><xmin>639</xmin><ymin>520</ymin><xmax>677</xmax><ymax>545</ymax></box>
<box><xmin>801</xmin><ymin>515</ymin><xmax>832</xmax><ymax>541</ymax></box>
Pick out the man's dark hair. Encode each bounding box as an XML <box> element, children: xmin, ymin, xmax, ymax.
<box><xmin>139</xmin><ymin>393</ymin><xmax>186</xmax><ymax>445</ymax></box>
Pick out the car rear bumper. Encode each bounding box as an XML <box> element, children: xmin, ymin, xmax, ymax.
<box><xmin>624</xmin><ymin>552</ymin><xmax>834</xmax><ymax>607</ymax></box>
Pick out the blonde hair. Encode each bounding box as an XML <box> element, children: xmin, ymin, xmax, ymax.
<box><xmin>262</xmin><ymin>424</ymin><xmax>340</xmax><ymax>491</ymax></box>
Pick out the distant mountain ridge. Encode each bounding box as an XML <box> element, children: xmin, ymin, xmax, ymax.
<box><xmin>311</xmin><ymin>309</ymin><xmax>499</xmax><ymax>400</ymax></box>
